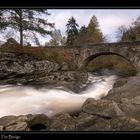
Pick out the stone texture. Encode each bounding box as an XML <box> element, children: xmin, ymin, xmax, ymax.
<box><xmin>0</xmin><ymin>52</ymin><xmax>88</xmax><ymax>91</ymax></box>
<box><xmin>104</xmin><ymin>73</ymin><xmax>140</xmax><ymax>103</ymax></box>
<box><xmin>82</xmin><ymin>98</ymin><xmax>125</xmax><ymax>118</ymax></box>
<box><xmin>48</xmin><ymin>113</ymin><xmax>76</xmax><ymax>131</ymax></box>
<box><xmin>110</xmin><ymin>116</ymin><xmax>140</xmax><ymax>131</ymax></box>
<box><xmin>0</xmin><ymin>114</ymin><xmax>50</xmax><ymax>131</ymax></box>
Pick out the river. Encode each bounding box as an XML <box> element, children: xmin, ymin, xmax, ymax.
<box><xmin>0</xmin><ymin>73</ymin><xmax>118</xmax><ymax>118</ymax></box>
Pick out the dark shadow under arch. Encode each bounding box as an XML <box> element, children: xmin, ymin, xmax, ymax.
<box><xmin>80</xmin><ymin>52</ymin><xmax>133</xmax><ymax>70</ymax></box>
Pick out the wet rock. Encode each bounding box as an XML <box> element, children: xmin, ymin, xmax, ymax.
<box><xmin>75</xmin><ymin>112</ymin><xmax>140</xmax><ymax>131</ymax></box>
<box><xmin>0</xmin><ymin>116</ymin><xmax>18</xmax><ymax>127</ymax></box>
<box><xmin>113</xmin><ymin>77</ymin><xmax>128</xmax><ymax>88</ymax></box>
<box><xmin>0</xmin><ymin>125</ymin><xmax>3</xmax><ymax>131</ymax></box>
<box><xmin>105</xmin><ymin>73</ymin><xmax>140</xmax><ymax>103</ymax></box>
<box><xmin>4</xmin><ymin>122</ymin><xmax>29</xmax><ymax>131</ymax></box>
<box><xmin>82</xmin><ymin>98</ymin><xmax>125</xmax><ymax>118</ymax></box>
<box><xmin>26</xmin><ymin>114</ymin><xmax>49</xmax><ymax>131</ymax></box>
<box><xmin>0</xmin><ymin>114</ymin><xmax>49</xmax><ymax>131</ymax></box>
<box><xmin>75</xmin><ymin>112</ymin><xmax>111</xmax><ymax>131</ymax></box>
<box><xmin>48</xmin><ymin>113</ymin><xmax>76</xmax><ymax>131</ymax></box>
<box><xmin>117</xmin><ymin>95</ymin><xmax>140</xmax><ymax>121</ymax></box>
<box><xmin>0</xmin><ymin>115</ymin><xmax>30</xmax><ymax>131</ymax></box>
<box><xmin>110</xmin><ymin>116</ymin><xmax>140</xmax><ymax>131</ymax></box>
<box><xmin>75</xmin><ymin>112</ymin><xmax>100</xmax><ymax>130</ymax></box>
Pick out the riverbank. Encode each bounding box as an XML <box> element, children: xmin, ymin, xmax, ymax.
<box><xmin>0</xmin><ymin>40</ymin><xmax>140</xmax><ymax>131</ymax></box>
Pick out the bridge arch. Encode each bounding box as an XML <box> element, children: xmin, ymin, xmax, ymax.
<box><xmin>80</xmin><ymin>52</ymin><xmax>136</xmax><ymax>72</ymax></box>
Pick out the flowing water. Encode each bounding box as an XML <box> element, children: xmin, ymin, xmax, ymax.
<box><xmin>0</xmin><ymin>73</ymin><xmax>118</xmax><ymax>118</ymax></box>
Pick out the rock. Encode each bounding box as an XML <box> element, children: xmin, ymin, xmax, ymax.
<box><xmin>103</xmin><ymin>73</ymin><xmax>140</xmax><ymax>121</ymax></box>
<box><xmin>81</xmin><ymin>117</ymin><xmax>111</xmax><ymax>131</ymax></box>
<box><xmin>48</xmin><ymin>113</ymin><xmax>76</xmax><ymax>131</ymax></box>
<box><xmin>0</xmin><ymin>114</ymin><xmax>49</xmax><ymax>131</ymax></box>
<box><xmin>105</xmin><ymin>73</ymin><xmax>140</xmax><ymax>103</ymax></box>
<box><xmin>0</xmin><ymin>125</ymin><xmax>3</xmax><ymax>131</ymax></box>
<box><xmin>0</xmin><ymin>115</ymin><xmax>30</xmax><ymax>131</ymax></box>
<box><xmin>5</xmin><ymin>122</ymin><xmax>29</xmax><ymax>131</ymax></box>
<box><xmin>113</xmin><ymin>77</ymin><xmax>128</xmax><ymax>88</ymax></box>
<box><xmin>0</xmin><ymin>52</ymin><xmax>88</xmax><ymax>90</ymax></box>
<box><xmin>0</xmin><ymin>54</ymin><xmax>61</xmax><ymax>85</ymax></box>
<box><xmin>75</xmin><ymin>112</ymin><xmax>100</xmax><ymax>130</ymax></box>
<box><xmin>75</xmin><ymin>112</ymin><xmax>111</xmax><ymax>131</ymax></box>
<box><xmin>61</xmin><ymin>62</ymin><xmax>69</xmax><ymax>70</ymax></box>
<box><xmin>26</xmin><ymin>114</ymin><xmax>49</xmax><ymax>131</ymax></box>
<box><xmin>0</xmin><ymin>59</ymin><xmax>60</xmax><ymax>76</ymax></box>
<box><xmin>75</xmin><ymin>112</ymin><xmax>140</xmax><ymax>131</ymax></box>
<box><xmin>110</xmin><ymin>116</ymin><xmax>140</xmax><ymax>131</ymax></box>
<box><xmin>82</xmin><ymin>98</ymin><xmax>125</xmax><ymax>118</ymax></box>
<box><xmin>56</xmin><ymin>71</ymin><xmax>88</xmax><ymax>92</ymax></box>
<box><xmin>0</xmin><ymin>116</ymin><xmax>18</xmax><ymax>127</ymax></box>
<box><xmin>116</xmin><ymin>95</ymin><xmax>140</xmax><ymax>121</ymax></box>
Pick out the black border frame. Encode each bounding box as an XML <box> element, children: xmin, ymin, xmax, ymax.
<box><xmin>0</xmin><ymin>0</ymin><xmax>140</xmax><ymax>139</ymax></box>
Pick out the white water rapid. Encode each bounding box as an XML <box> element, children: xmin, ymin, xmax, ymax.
<box><xmin>0</xmin><ymin>73</ymin><xmax>117</xmax><ymax>118</ymax></box>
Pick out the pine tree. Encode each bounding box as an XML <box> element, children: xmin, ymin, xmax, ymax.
<box><xmin>74</xmin><ymin>16</ymin><xmax>104</xmax><ymax>46</ymax></box>
<box><xmin>74</xmin><ymin>25</ymin><xmax>87</xmax><ymax>46</ymax></box>
<box><xmin>66</xmin><ymin>17</ymin><xmax>79</xmax><ymax>46</ymax></box>
<box><xmin>86</xmin><ymin>15</ymin><xmax>103</xmax><ymax>44</ymax></box>
<box><xmin>0</xmin><ymin>9</ymin><xmax>54</xmax><ymax>46</ymax></box>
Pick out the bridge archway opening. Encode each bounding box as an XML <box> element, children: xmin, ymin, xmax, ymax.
<box><xmin>81</xmin><ymin>52</ymin><xmax>137</xmax><ymax>76</ymax></box>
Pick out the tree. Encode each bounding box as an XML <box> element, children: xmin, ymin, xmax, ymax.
<box><xmin>0</xmin><ymin>9</ymin><xmax>54</xmax><ymax>46</ymax></box>
<box><xmin>86</xmin><ymin>15</ymin><xmax>104</xmax><ymax>44</ymax></box>
<box><xmin>74</xmin><ymin>16</ymin><xmax>104</xmax><ymax>46</ymax></box>
<box><xmin>116</xmin><ymin>25</ymin><xmax>127</xmax><ymax>42</ymax></box>
<box><xmin>117</xmin><ymin>16</ymin><xmax>140</xmax><ymax>42</ymax></box>
<box><xmin>60</xmin><ymin>36</ymin><xmax>67</xmax><ymax>46</ymax></box>
<box><xmin>66</xmin><ymin>17</ymin><xmax>79</xmax><ymax>46</ymax></box>
<box><xmin>45</xmin><ymin>29</ymin><xmax>66</xmax><ymax>46</ymax></box>
<box><xmin>74</xmin><ymin>25</ymin><xmax>87</xmax><ymax>46</ymax></box>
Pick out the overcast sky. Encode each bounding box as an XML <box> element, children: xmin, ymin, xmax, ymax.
<box><xmin>46</xmin><ymin>9</ymin><xmax>140</xmax><ymax>43</ymax></box>
<box><xmin>0</xmin><ymin>9</ymin><xmax>140</xmax><ymax>45</ymax></box>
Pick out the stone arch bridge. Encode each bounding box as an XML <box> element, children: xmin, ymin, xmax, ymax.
<box><xmin>45</xmin><ymin>42</ymin><xmax>140</xmax><ymax>71</ymax></box>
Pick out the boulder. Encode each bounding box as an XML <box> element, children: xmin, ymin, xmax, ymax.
<box><xmin>110</xmin><ymin>116</ymin><xmax>140</xmax><ymax>131</ymax></box>
<box><xmin>117</xmin><ymin>95</ymin><xmax>140</xmax><ymax>121</ymax></box>
<box><xmin>105</xmin><ymin>73</ymin><xmax>140</xmax><ymax>103</ymax></box>
<box><xmin>48</xmin><ymin>113</ymin><xmax>76</xmax><ymax>131</ymax></box>
<box><xmin>113</xmin><ymin>77</ymin><xmax>128</xmax><ymax>88</ymax></box>
<box><xmin>75</xmin><ymin>112</ymin><xmax>98</xmax><ymax>130</ymax></box>
<box><xmin>0</xmin><ymin>115</ymin><xmax>29</xmax><ymax>131</ymax></box>
<box><xmin>75</xmin><ymin>112</ymin><xmax>140</xmax><ymax>131</ymax></box>
<box><xmin>4</xmin><ymin>122</ymin><xmax>29</xmax><ymax>131</ymax></box>
<box><xmin>0</xmin><ymin>114</ymin><xmax>49</xmax><ymax>131</ymax></box>
<box><xmin>75</xmin><ymin>112</ymin><xmax>111</xmax><ymax>131</ymax></box>
<box><xmin>82</xmin><ymin>98</ymin><xmax>125</xmax><ymax>118</ymax></box>
<box><xmin>26</xmin><ymin>114</ymin><xmax>49</xmax><ymax>131</ymax></box>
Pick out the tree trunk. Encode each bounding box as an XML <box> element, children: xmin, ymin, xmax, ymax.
<box><xmin>19</xmin><ymin>9</ymin><xmax>23</xmax><ymax>47</ymax></box>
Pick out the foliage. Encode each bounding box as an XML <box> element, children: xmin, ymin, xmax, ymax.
<box><xmin>66</xmin><ymin>17</ymin><xmax>79</xmax><ymax>46</ymax></box>
<box><xmin>74</xmin><ymin>25</ymin><xmax>87</xmax><ymax>46</ymax></box>
<box><xmin>74</xmin><ymin>15</ymin><xmax>104</xmax><ymax>46</ymax></box>
<box><xmin>117</xmin><ymin>16</ymin><xmax>140</xmax><ymax>42</ymax></box>
<box><xmin>0</xmin><ymin>9</ymin><xmax>54</xmax><ymax>46</ymax></box>
<box><xmin>0</xmin><ymin>39</ymin><xmax>69</xmax><ymax>65</ymax></box>
<box><xmin>45</xmin><ymin>29</ymin><xmax>66</xmax><ymax>46</ymax></box>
